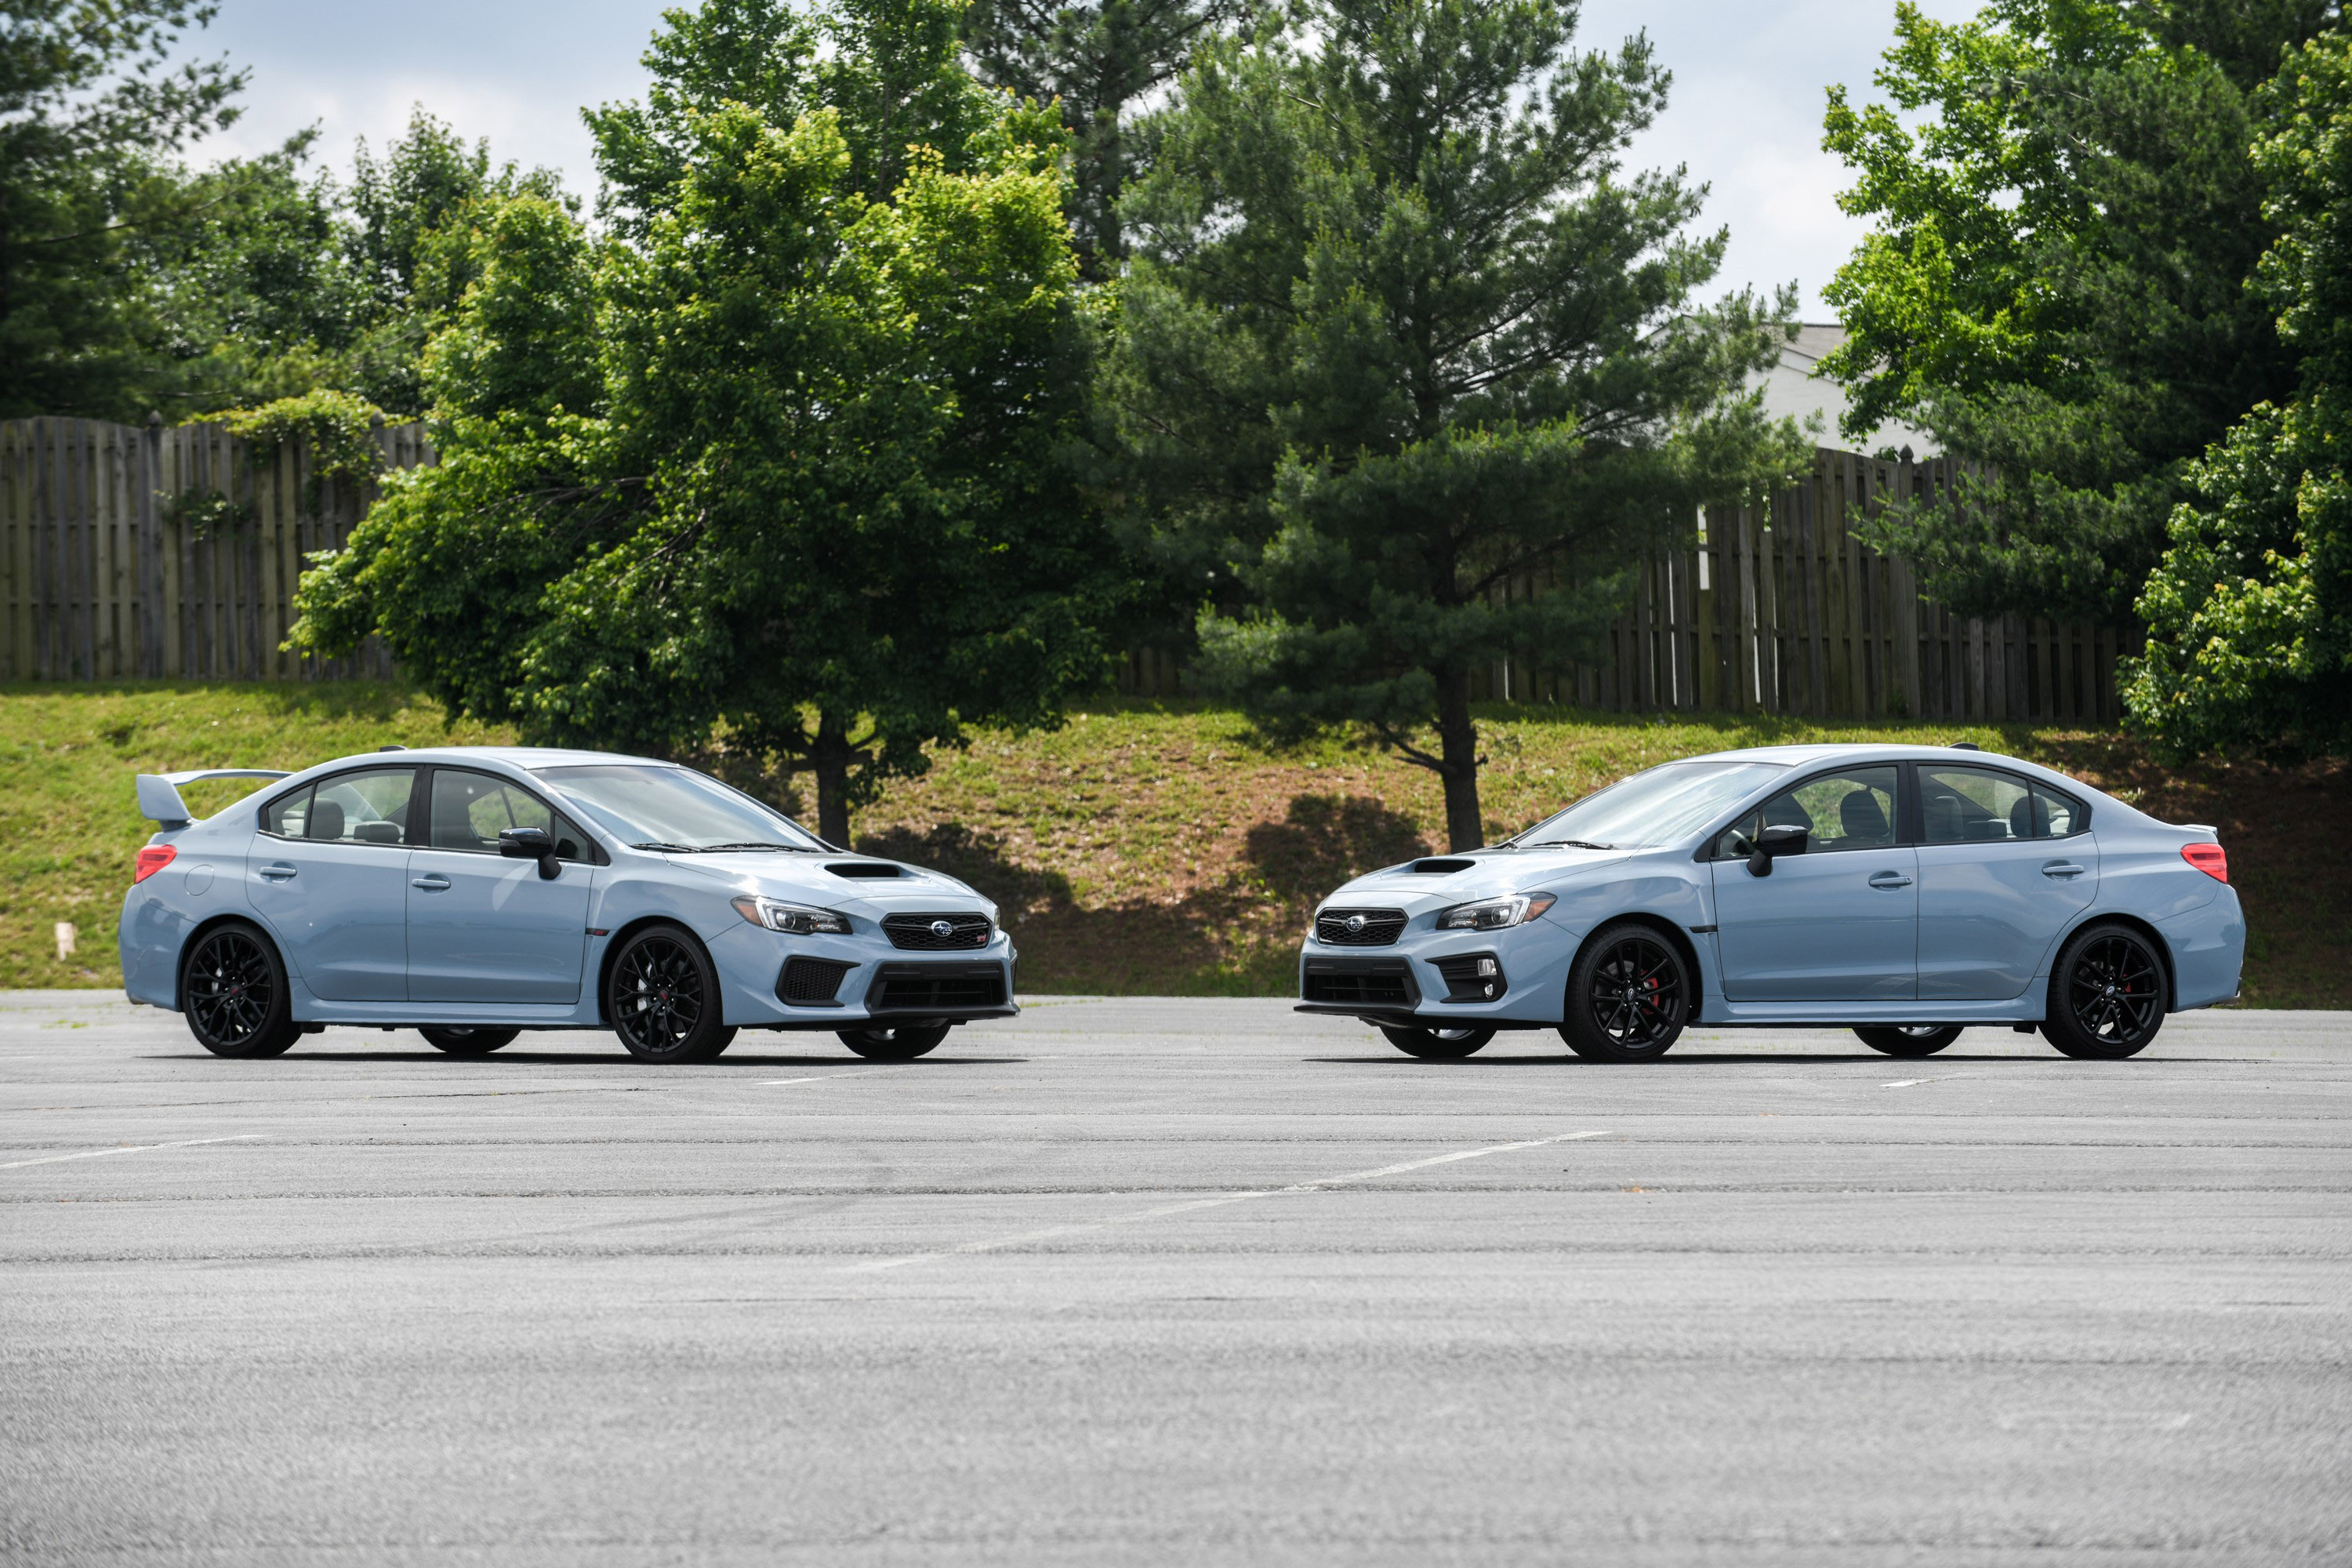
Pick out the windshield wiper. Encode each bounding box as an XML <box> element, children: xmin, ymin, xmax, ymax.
<box><xmin>1526</xmin><ymin>839</ymin><xmax>1617</xmax><ymax>851</ymax></box>
<box><xmin>630</xmin><ymin>841</ymin><xmax>702</xmax><ymax>853</ymax></box>
<box><xmin>697</xmin><ymin>841</ymin><xmax>820</xmax><ymax>852</ymax></box>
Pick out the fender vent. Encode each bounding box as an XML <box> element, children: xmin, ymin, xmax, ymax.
<box><xmin>826</xmin><ymin>862</ymin><xmax>903</xmax><ymax>879</ymax></box>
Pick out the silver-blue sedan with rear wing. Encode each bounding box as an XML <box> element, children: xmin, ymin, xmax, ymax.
<box><xmin>120</xmin><ymin>747</ymin><xmax>1015</xmax><ymax>1062</ymax></box>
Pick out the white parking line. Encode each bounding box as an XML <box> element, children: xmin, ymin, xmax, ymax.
<box><xmin>844</xmin><ymin>1128</ymin><xmax>1614</xmax><ymax>1275</ymax></box>
<box><xmin>757</xmin><ymin>1069</ymin><xmax>895</xmax><ymax>1087</ymax></box>
<box><xmin>1882</xmin><ymin>1077</ymin><xmax>1945</xmax><ymax>1089</ymax></box>
<box><xmin>0</xmin><ymin>1134</ymin><xmax>264</xmax><ymax>1171</ymax></box>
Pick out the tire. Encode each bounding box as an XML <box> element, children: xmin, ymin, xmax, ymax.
<box><xmin>1854</xmin><ymin>1024</ymin><xmax>1963</xmax><ymax>1058</ymax></box>
<box><xmin>181</xmin><ymin>923</ymin><xmax>301</xmax><ymax>1058</ymax></box>
<box><xmin>838</xmin><ymin>1025</ymin><xmax>951</xmax><ymax>1060</ymax></box>
<box><xmin>606</xmin><ymin>925</ymin><xmax>737</xmax><ymax>1062</ymax></box>
<box><xmin>1378</xmin><ymin>1025</ymin><xmax>1494</xmax><ymax>1059</ymax></box>
<box><xmin>2043</xmin><ymin>922</ymin><xmax>2167</xmax><ymax>1060</ymax></box>
<box><xmin>1559</xmin><ymin>921</ymin><xmax>1690</xmax><ymax>1062</ymax></box>
<box><xmin>420</xmin><ymin>1025</ymin><xmax>520</xmax><ymax>1055</ymax></box>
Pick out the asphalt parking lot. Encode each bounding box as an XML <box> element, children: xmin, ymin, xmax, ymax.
<box><xmin>3</xmin><ymin>993</ymin><xmax>2348</xmax><ymax>1566</ymax></box>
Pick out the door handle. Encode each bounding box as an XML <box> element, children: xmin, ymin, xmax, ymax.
<box><xmin>412</xmin><ymin>874</ymin><xmax>451</xmax><ymax>891</ymax></box>
<box><xmin>258</xmin><ymin>863</ymin><xmax>297</xmax><ymax>880</ymax></box>
<box><xmin>1867</xmin><ymin>870</ymin><xmax>1912</xmax><ymax>889</ymax></box>
<box><xmin>2041</xmin><ymin>862</ymin><xmax>2086</xmax><ymax>879</ymax></box>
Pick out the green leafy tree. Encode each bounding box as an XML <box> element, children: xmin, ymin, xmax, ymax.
<box><xmin>0</xmin><ymin>0</ymin><xmax>245</xmax><ymax>416</ymax></box>
<box><xmin>960</xmin><ymin>0</ymin><xmax>1258</xmax><ymax>276</ymax></box>
<box><xmin>1107</xmin><ymin>0</ymin><xmax>1800</xmax><ymax>851</ymax></box>
<box><xmin>337</xmin><ymin>107</ymin><xmax>572</xmax><ymax>414</ymax></box>
<box><xmin>296</xmin><ymin>0</ymin><xmax>1113</xmax><ymax>844</ymax></box>
<box><xmin>1820</xmin><ymin>0</ymin><xmax>2332</xmax><ymax>624</ymax></box>
<box><xmin>2125</xmin><ymin>31</ymin><xmax>2352</xmax><ymax>756</ymax></box>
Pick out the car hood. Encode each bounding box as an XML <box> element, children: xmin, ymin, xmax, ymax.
<box><xmin>1319</xmin><ymin>844</ymin><xmax>1637</xmax><ymax>917</ymax></box>
<box><xmin>659</xmin><ymin>852</ymin><xmax>997</xmax><ymax>920</ymax></box>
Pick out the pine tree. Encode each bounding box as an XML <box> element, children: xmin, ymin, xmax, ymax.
<box><xmin>960</xmin><ymin>0</ymin><xmax>1257</xmax><ymax>277</ymax></box>
<box><xmin>1108</xmin><ymin>0</ymin><xmax>1800</xmax><ymax>851</ymax></box>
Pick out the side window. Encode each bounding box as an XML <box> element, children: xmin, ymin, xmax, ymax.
<box><xmin>2035</xmin><ymin>784</ymin><xmax>2086</xmax><ymax>838</ymax></box>
<box><xmin>1714</xmin><ymin>766</ymin><xmax>1899</xmax><ymax>857</ymax></box>
<box><xmin>307</xmin><ymin>768</ymin><xmax>416</xmax><ymax>846</ymax></box>
<box><xmin>1920</xmin><ymin>765</ymin><xmax>2039</xmax><ymax>844</ymax></box>
<box><xmin>262</xmin><ymin>786</ymin><xmax>313</xmax><ymax>838</ymax></box>
<box><xmin>430</xmin><ymin>770</ymin><xmax>592</xmax><ymax>861</ymax></box>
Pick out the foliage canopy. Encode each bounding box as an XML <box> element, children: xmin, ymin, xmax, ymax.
<box><xmin>1820</xmin><ymin>0</ymin><xmax>2333</xmax><ymax>625</ymax></box>
<box><xmin>293</xmin><ymin>0</ymin><xmax>1116</xmax><ymax>843</ymax></box>
<box><xmin>1105</xmin><ymin>0</ymin><xmax>1802</xmax><ymax>849</ymax></box>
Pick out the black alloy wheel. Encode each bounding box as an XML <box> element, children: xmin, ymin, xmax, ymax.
<box><xmin>1378</xmin><ymin>1025</ymin><xmax>1494</xmax><ymax>1060</ymax></box>
<box><xmin>2044</xmin><ymin>923</ymin><xmax>2166</xmax><ymax>1060</ymax></box>
<box><xmin>1559</xmin><ymin>922</ymin><xmax>1690</xmax><ymax>1062</ymax></box>
<box><xmin>182</xmin><ymin>924</ymin><xmax>299</xmax><ymax>1058</ymax></box>
<box><xmin>419</xmin><ymin>1025</ymin><xmax>521</xmax><ymax>1055</ymax></box>
<box><xmin>838</xmin><ymin>1025</ymin><xmax>951</xmax><ymax>1061</ymax></box>
<box><xmin>607</xmin><ymin>927</ymin><xmax>737</xmax><ymax>1062</ymax></box>
<box><xmin>1853</xmin><ymin>1024</ymin><xmax>1964</xmax><ymax>1058</ymax></box>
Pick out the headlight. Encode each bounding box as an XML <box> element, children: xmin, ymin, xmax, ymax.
<box><xmin>730</xmin><ymin>895</ymin><xmax>851</xmax><ymax>935</ymax></box>
<box><xmin>1435</xmin><ymin>892</ymin><xmax>1558</xmax><ymax>931</ymax></box>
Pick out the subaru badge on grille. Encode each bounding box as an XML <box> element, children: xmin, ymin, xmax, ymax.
<box><xmin>1345</xmin><ymin>913</ymin><xmax>1367</xmax><ymax>933</ymax></box>
<box><xmin>930</xmin><ymin>919</ymin><xmax>955</xmax><ymax>938</ymax></box>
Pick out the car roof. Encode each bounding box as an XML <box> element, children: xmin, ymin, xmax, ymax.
<box><xmin>318</xmin><ymin>746</ymin><xmax>664</xmax><ymax>769</ymax></box>
<box><xmin>1682</xmin><ymin>741</ymin><xmax>2103</xmax><ymax>792</ymax></box>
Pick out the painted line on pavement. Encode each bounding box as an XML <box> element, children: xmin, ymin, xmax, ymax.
<box><xmin>758</xmin><ymin>1068</ymin><xmax>899</xmax><ymax>1087</ymax></box>
<box><xmin>844</xmin><ymin>1128</ymin><xmax>1614</xmax><ymax>1275</ymax></box>
<box><xmin>1</xmin><ymin>1134</ymin><xmax>264</xmax><ymax>1171</ymax></box>
<box><xmin>1882</xmin><ymin>1077</ymin><xmax>1949</xmax><ymax>1089</ymax></box>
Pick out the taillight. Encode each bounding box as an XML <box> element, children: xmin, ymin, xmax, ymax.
<box><xmin>133</xmin><ymin>844</ymin><xmax>177</xmax><ymax>884</ymax></box>
<box><xmin>2181</xmin><ymin>843</ymin><xmax>2228</xmax><ymax>883</ymax></box>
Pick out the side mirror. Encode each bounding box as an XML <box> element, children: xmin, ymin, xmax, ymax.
<box><xmin>499</xmin><ymin>826</ymin><xmax>561</xmax><ymax>880</ymax></box>
<box><xmin>1746</xmin><ymin>822</ymin><xmax>1809</xmax><ymax>877</ymax></box>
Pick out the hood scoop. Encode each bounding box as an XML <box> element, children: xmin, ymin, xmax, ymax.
<box><xmin>1406</xmin><ymin>857</ymin><xmax>1478</xmax><ymax>874</ymax></box>
<box><xmin>826</xmin><ymin>862</ymin><xmax>905</xmax><ymax>879</ymax></box>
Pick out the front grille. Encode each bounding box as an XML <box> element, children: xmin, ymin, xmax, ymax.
<box><xmin>1432</xmin><ymin>953</ymin><xmax>1506</xmax><ymax>1003</ymax></box>
<box><xmin>1301</xmin><ymin>960</ymin><xmax>1417</xmax><ymax>1008</ymax></box>
<box><xmin>776</xmin><ymin>956</ymin><xmax>855</xmax><ymax>1005</ymax></box>
<box><xmin>881</xmin><ymin>912</ymin><xmax>994</xmax><ymax>951</ymax></box>
<box><xmin>1316</xmin><ymin>908</ymin><xmax>1407</xmax><ymax>946</ymax></box>
<box><xmin>873</xmin><ymin>963</ymin><xmax>1007</xmax><ymax>1012</ymax></box>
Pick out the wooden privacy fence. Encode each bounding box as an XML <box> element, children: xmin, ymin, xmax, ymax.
<box><xmin>9</xmin><ymin>422</ymin><xmax>2136</xmax><ymax>724</ymax></box>
<box><xmin>1121</xmin><ymin>447</ymin><xmax>2141</xmax><ymax>726</ymax></box>
<box><xmin>1</xmin><ymin>416</ymin><xmax>433</xmax><ymax>682</ymax></box>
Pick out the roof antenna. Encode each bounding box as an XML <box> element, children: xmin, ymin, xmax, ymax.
<box><xmin>379</xmin><ymin>744</ymin><xmax>409</xmax><ymax>751</ymax></box>
<box><xmin>1949</xmin><ymin>741</ymin><xmax>1981</xmax><ymax>751</ymax></box>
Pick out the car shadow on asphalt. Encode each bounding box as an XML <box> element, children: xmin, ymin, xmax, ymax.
<box><xmin>140</xmin><ymin>1051</ymin><xmax>1028</xmax><ymax>1066</ymax></box>
<box><xmin>1305</xmin><ymin>1051</ymin><xmax>2082</xmax><ymax>1065</ymax></box>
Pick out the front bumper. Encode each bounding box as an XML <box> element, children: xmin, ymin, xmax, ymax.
<box><xmin>1294</xmin><ymin>920</ymin><xmax>1578</xmax><ymax>1029</ymax></box>
<box><xmin>707</xmin><ymin>924</ymin><xmax>1019</xmax><ymax>1029</ymax></box>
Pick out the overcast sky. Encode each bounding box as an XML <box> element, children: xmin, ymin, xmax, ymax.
<box><xmin>189</xmin><ymin>0</ymin><xmax>1976</xmax><ymax>318</ymax></box>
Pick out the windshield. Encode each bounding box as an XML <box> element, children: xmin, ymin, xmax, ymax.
<box><xmin>1504</xmin><ymin>759</ymin><xmax>1790</xmax><ymax>851</ymax></box>
<box><xmin>533</xmin><ymin>764</ymin><xmax>828</xmax><ymax>851</ymax></box>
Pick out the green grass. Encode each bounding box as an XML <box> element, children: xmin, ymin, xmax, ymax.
<box><xmin>6</xmin><ymin>683</ymin><xmax>2345</xmax><ymax>1005</ymax></box>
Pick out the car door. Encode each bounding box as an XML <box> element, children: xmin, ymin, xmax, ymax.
<box><xmin>1914</xmin><ymin>764</ymin><xmax>2098</xmax><ymax>1000</ymax></box>
<box><xmin>1709</xmin><ymin>764</ymin><xmax>1918</xmax><ymax>1002</ymax></box>
<box><xmin>405</xmin><ymin>768</ymin><xmax>596</xmax><ymax>1004</ymax></box>
<box><xmin>245</xmin><ymin>768</ymin><xmax>416</xmax><ymax>1002</ymax></box>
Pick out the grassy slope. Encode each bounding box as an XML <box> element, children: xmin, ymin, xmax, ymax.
<box><xmin>7</xmin><ymin>684</ymin><xmax>2346</xmax><ymax>1005</ymax></box>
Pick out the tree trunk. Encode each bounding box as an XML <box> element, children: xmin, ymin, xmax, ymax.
<box><xmin>811</xmin><ymin>723</ymin><xmax>854</xmax><ymax>848</ymax></box>
<box><xmin>1435</xmin><ymin>670</ymin><xmax>1484</xmax><ymax>851</ymax></box>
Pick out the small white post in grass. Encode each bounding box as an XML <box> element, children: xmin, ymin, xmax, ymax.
<box><xmin>54</xmin><ymin>922</ymin><xmax>76</xmax><ymax>961</ymax></box>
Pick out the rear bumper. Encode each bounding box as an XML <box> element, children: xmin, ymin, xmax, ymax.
<box><xmin>2159</xmin><ymin>886</ymin><xmax>2245</xmax><ymax>1011</ymax></box>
